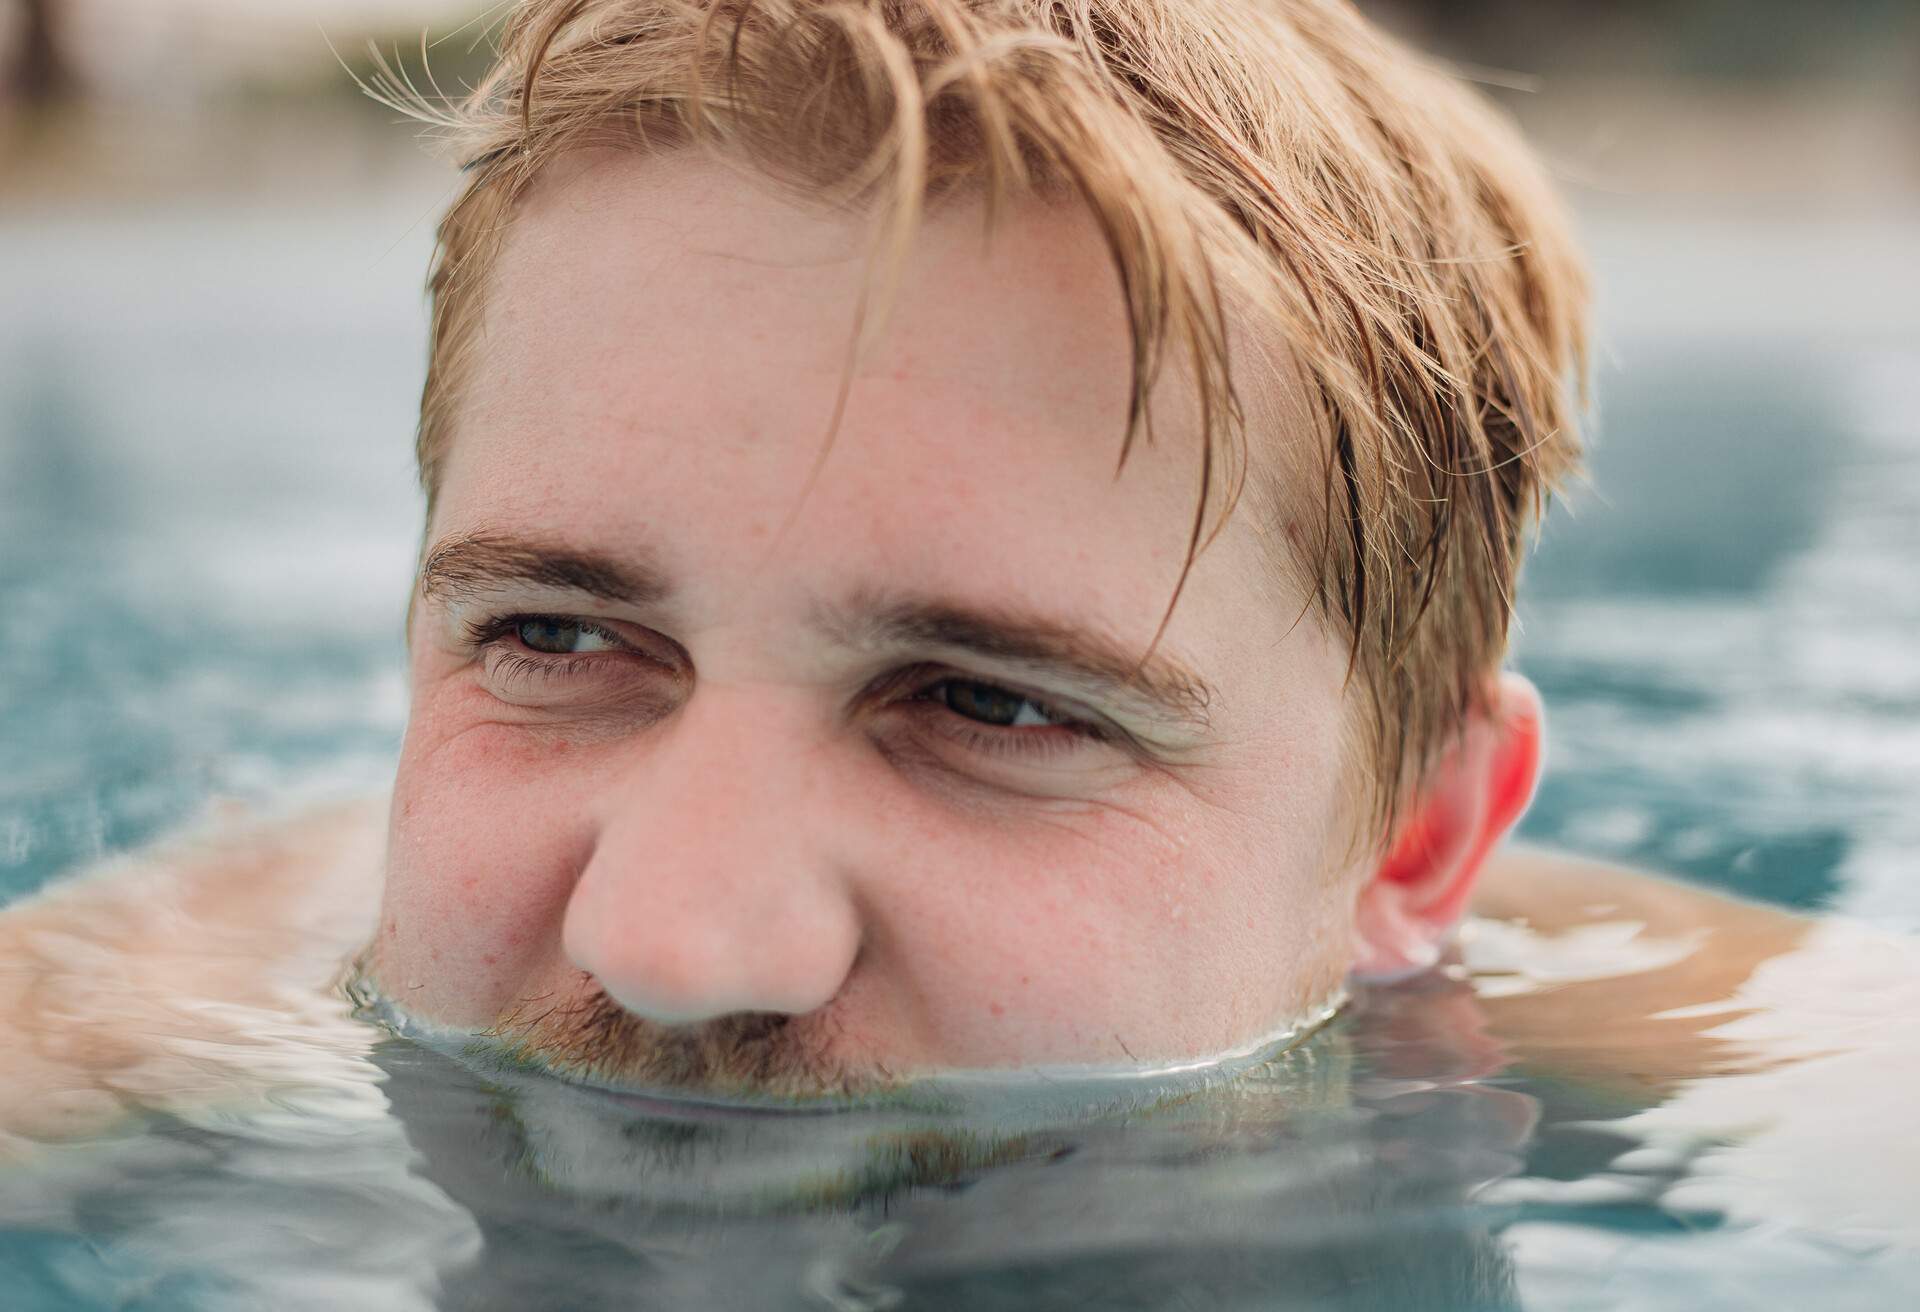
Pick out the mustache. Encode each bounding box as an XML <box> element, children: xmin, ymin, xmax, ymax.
<box><xmin>482</xmin><ymin>974</ymin><xmax>890</xmax><ymax>1101</ymax></box>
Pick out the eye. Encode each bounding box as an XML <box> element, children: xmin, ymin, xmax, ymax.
<box><xmin>513</xmin><ymin>617</ymin><xmax>623</xmax><ymax>655</ymax></box>
<box><xmin>880</xmin><ymin>671</ymin><xmax>1127</xmax><ymax>785</ymax></box>
<box><xmin>925</xmin><ymin>678</ymin><xmax>1069</xmax><ymax>728</ymax></box>
<box><xmin>459</xmin><ymin>612</ymin><xmax>681</xmax><ymax>718</ymax></box>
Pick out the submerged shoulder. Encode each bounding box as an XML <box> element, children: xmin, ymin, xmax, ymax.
<box><xmin>1472</xmin><ymin>842</ymin><xmax>1809</xmax><ymax>945</ymax></box>
<box><xmin>0</xmin><ymin>792</ymin><xmax>391</xmax><ymax>1042</ymax></box>
<box><xmin>1</xmin><ymin>790</ymin><xmax>391</xmax><ymax>1016</ymax></box>
<box><xmin>0</xmin><ymin>794</ymin><xmax>391</xmax><ymax>1160</ymax></box>
<box><xmin>1467</xmin><ymin>841</ymin><xmax>1918</xmax><ymax>1103</ymax></box>
<box><xmin>1471</xmin><ymin>844</ymin><xmax>1920</xmax><ymax>1248</ymax></box>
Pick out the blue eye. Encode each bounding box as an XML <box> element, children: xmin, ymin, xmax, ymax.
<box><xmin>515</xmin><ymin>618</ymin><xmax>620</xmax><ymax>655</ymax></box>
<box><xmin>932</xmin><ymin>679</ymin><xmax>1064</xmax><ymax>728</ymax></box>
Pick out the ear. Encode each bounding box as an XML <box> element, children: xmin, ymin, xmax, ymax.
<box><xmin>1350</xmin><ymin>671</ymin><xmax>1544</xmax><ymax>983</ymax></box>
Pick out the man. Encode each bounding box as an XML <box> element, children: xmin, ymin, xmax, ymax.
<box><xmin>0</xmin><ymin>0</ymin><xmax>1849</xmax><ymax>1115</ymax></box>
<box><xmin>349</xmin><ymin>0</ymin><xmax>1591</xmax><ymax>1097</ymax></box>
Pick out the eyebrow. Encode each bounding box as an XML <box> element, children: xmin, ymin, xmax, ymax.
<box><xmin>823</xmin><ymin>593</ymin><xmax>1216</xmax><ymax>729</ymax></box>
<box><xmin>417</xmin><ymin>531</ymin><xmax>1216</xmax><ymax>729</ymax></box>
<box><xmin>418</xmin><ymin>530</ymin><xmax>673</xmax><ymax>607</ymax></box>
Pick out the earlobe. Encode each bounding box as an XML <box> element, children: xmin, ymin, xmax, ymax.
<box><xmin>1350</xmin><ymin>672</ymin><xmax>1544</xmax><ymax>983</ymax></box>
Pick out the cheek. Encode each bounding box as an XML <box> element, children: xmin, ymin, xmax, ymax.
<box><xmin>873</xmin><ymin>789</ymin><xmax>1326</xmax><ymax>1067</ymax></box>
<box><xmin>378</xmin><ymin>710</ymin><xmax>598</xmax><ymax>1024</ymax></box>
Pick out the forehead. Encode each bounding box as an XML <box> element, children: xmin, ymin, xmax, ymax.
<box><xmin>439</xmin><ymin>148</ymin><xmax>1318</xmax><ymax>660</ymax></box>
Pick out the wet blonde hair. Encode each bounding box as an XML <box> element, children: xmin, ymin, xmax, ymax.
<box><xmin>387</xmin><ymin>0</ymin><xmax>1587</xmax><ymax>844</ymax></box>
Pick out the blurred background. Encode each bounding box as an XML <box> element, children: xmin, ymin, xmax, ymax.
<box><xmin>2</xmin><ymin>1</ymin><xmax>1916</xmax><ymax>926</ymax></box>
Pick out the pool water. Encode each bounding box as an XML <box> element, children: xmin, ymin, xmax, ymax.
<box><xmin>3</xmin><ymin>152</ymin><xmax>1917</xmax><ymax>1308</ymax></box>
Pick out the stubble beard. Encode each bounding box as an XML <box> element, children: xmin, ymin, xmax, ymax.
<box><xmin>482</xmin><ymin>973</ymin><xmax>896</xmax><ymax>1103</ymax></box>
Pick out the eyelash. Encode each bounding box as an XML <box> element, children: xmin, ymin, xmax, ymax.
<box><xmin>463</xmin><ymin>612</ymin><xmax>1110</xmax><ymax>758</ymax></box>
<box><xmin>899</xmin><ymin>674</ymin><xmax>1108</xmax><ymax>759</ymax></box>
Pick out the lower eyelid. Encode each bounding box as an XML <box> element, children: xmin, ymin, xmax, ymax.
<box><xmin>484</xmin><ymin>643</ymin><xmax>644</xmax><ymax>680</ymax></box>
<box><xmin>485</xmin><ymin>650</ymin><xmax>596</xmax><ymax>684</ymax></box>
<box><xmin>487</xmin><ymin>624</ymin><xmax>681</xmax><ymax>675</ymax></box>
<box><xmin>916</xmin><ymin>705</ymin><xmax>1102</xmax><ymax>760</ymax></box>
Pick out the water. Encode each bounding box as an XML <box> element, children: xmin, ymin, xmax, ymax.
<box><xmin>3</xmin><ymin>145</ymin><xmax>1917</xmax><ymax>1307</ymax></box>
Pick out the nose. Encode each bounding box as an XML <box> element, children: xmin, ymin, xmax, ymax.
<box><xmin>559</xmin><ymin>686</ymin><xmax>865</xmax><ymax>1025</ymax></box>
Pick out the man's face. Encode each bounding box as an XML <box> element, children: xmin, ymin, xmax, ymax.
<box><xmin>373</xmin><ymin>149</ymin><xmax>1364</xmax><ymax>1098</ymax></box>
